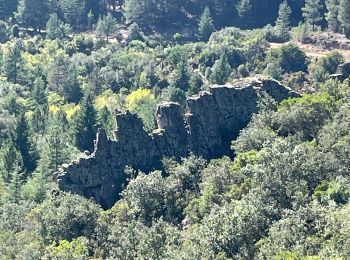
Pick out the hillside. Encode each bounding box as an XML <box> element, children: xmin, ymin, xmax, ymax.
<box><xmin>1</xmin><ymin>0</ymin><xmax>350</xmax><ymax>259</ymax></box>
<box><xmin>269</xmin><ymin>32</ymin><xmax>350</xmax><ymax>59</ymax></box>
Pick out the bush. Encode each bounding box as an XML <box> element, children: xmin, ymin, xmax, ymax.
<box><xmin>309</xmin><ymin>51</ymin><xmax>344</xmax><ymax>83</ymax></box>
<box><xmin>274</xmin><ymin>93</ymin><xmax>337</xmax><ymax>140</ymax></box>
<box><xmin>29</xmin><ymin>193</ymin><xmax>101</xmax><ymax>243</ymax></box>
<box><xmin>264</xmin><ymin>62</ymin><xmax>283</xmax><ymax>81</ymax></box>
<box><xmin>159</xmin><ymin>87</ymin><xmax>187</xmax><ymax>108</ymax></box>
<box><xmin>267</xmin><ymin>44</ymin><xmax>307</xmax><ymax>73</ymax></box>
<box><xmin>237</xmin><ymin>64</ymin><xmax>249</xmax><ymax>78</ymax></box>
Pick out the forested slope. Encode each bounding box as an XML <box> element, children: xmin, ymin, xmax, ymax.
<box><xmin>1</xmin><ymin>0</ymin><xmax>350</xmax><ymax>259</ymax></box>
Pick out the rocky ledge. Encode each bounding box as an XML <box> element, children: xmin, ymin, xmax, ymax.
<box><xmin>56</xmin><ymin>79</ymin><xmax>299</xmax><ymax>209</ymax></box>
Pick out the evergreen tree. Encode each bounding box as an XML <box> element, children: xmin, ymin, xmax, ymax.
<box><xmin>295</xmin><ymin>21</ymin><xmax>310</xmax><ymax>43</ymax></box>
<box><xmin>0</xmin><ymin>0</ymin><xmax>18</xmax><ymax>20</ymax></box>
<box><xmin>197</xmin><ymin>7</ymin><xmax>215</xmax><ymax>42</ymax></box>
<box><xmin>14</xmin><ymin>113</ymin><xmax>37</xmax><ymax>174</ymax></box>
<box><xmin>2</xmin><ymin>40</ymin><xmax>23</xmax><ymax>84</ymax></box>
<box><xmin>97</xmin><ymin>106</ymin><xmax>114</xmax><ymax>135</ymax></box>
<box><xmin>124</xmin><ymin>0</ymin><xmax>179</xmax><ymax>27</ymax></box>
<box><xmin>154</xmin><ymin>0</ymin><xmax>179</xmax><ymax>23</ymax></box>
<box><xmin>56</xmin><ymin>109</ymin><xmax>69</xmax><ymax>133</ymax></box>
<box><xmin>236</xmin><ymin>0</ymin><xmax>252</xmax><ymax>18</ymax></box>
<box><xmin>302</xmin><ymin>0</ymin><xmax>324</xmax><ymax>31</ymax></box>
<box><xmin>21</xmin><ymin>169</ymin><xmax>49</xmax><ymax>203</ymax></box>
<box><xmin>125</xmin><ymin>0</ymin><xmax>154</xmax><ymax>25</ymax></box>
<box><xmin>96</xmin><ymin>13</ymin><xmax>117</xmax><ymax>43</ymax></box>
<box><xmin>16</xmin><ymin>0</ymin><xmax>50</xmax><ymax>30</ymax></box>
<box><xmin>46</xmin><ymin>113</ymin><xmax>72</xmax><ymax>172</ymax></box>
<box><xmin>209</xmin><ymin>53</ymin><xmax>231</xmax><ymax>84</ymax></box>
<box><xmin>188</xmin><ymin>73</ymin><xmax>203</xmax><ymax>95</ymax></box>
<box><xmin>47</xmin><ymin>53</ymin><xmax>82</xmax><ymax>103</ymax></box>
<box><xmin>45</xmin><ymin>127</ymin><xmax>63</xmax><ymax>171</ymax></box>
<box><xmin>30</xmin><ymin>77</ymin><xmax>48</xmax><ymax>108</ymax></box>
<box><xmin>171</xmin><ymin>59</ymin><xmax>191</xmax><ymax>91</ymax></box>
<box><xmin>30</xmin><ymin>107</ymin><xmax>47</xmax><ymax>134</ymax></box>
<box><xmin>58</xmin><ymin>0</ymin><xmax>86</xmax><ymax>29</ymax></box>
<box><xmin>46</xmin><ymin>13</ymin><xmax>71</xmax><ymax>40</ymax></box>
<box><xmin>85</xmin><ymin>0</ymin><xmax>104</xmax><ymax>18</ymax></box>
<box><xmin>0</xmin><ymin>141</ymin><xmax>22</xmax><ymax>183</ymax></box>
<box><xmin>326</xmin><ymin>0</ymin><xmax>340</xmax><ymax>32</ymax></box>
<box><xmin>339</xmin><ymin>0</ymin><xmax>350</xmax><ymax>38</ymax></box>
<box><xmin>0</xmin><ymin>21</ymin><xmax>8</xmax><ymax>43</ymax></box>
<box><xmin>87</xmin><ymin>10</ymin><xmax>95</xmax><ymax>29</ymax></box>
<box><xmin>72</xmin><ymin>92</ymin><xmax>97</xmax><ymax>152</ymax></box>
<box><xmin>274</xmin><ymin>0</ymin><xmax>292</xmax><ymax>42</ymax></box>
<box><xmin>7</xmin><ymin>165</ymin><xmax>23</xmax><ymax>203</ymax></box>
<box><xmin>48</xmin><ymin>0</ymin><xmax>59</xmax><ymax>13</ymax></box>
<box><xmin>29</xmin><ymin>77</ymin><xmax>48</xmax><ymax>134</ymax></box>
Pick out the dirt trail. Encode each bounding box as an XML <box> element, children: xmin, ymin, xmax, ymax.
<box><xmin>268</xmin><ymin>41</ymin><xmax>350</xmax><ymax>61</ymax></box>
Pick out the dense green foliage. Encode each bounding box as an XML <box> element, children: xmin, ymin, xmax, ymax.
<box><xmin>2</xmin><ymin>0</ymin><xmax>350</xmax><ymax>259</ymax></box>
<box><xmin>0</xmin><ymin>0</ymin><xmax>342</xmax><ymax>39</ymax></box>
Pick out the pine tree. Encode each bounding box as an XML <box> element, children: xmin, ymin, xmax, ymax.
<box><xmin>58</xmin><ymin>0</ymin><xmax>86</xmax><ymax>29</ymax></box>
<box><xmin>236</xmin><ymin>0</ymin><xmax>252</xmax><ymax>18</ymax></box>
<box><xmin>155</xmin><ymin>0</ymin><xmax>180</xmax><ymax>24</ymax></box>
<box><xmin>188</xmin><ymin>73</ymin><xmax>203</xmax><ymax>95</ymax></box>
<box><xmin>302</xmin><ymin>0</ymin><xmax>324</xmax><ymax>31</ymax></box>
<box><xmin>295</xmin><ymin>21</ymin><xmax>310</xmax><ymax>43</ymax></box>
<box><xmin>0</xmin><ymin>21</ymin><xmax>8</xmax><ymax>43</ymax></box>
<box><xmin>85</xmin><ymin>0</ymin><xmax>104</xmax><ymax>19</ymax></box>
<box><xmin>47</xmin><ymin>53</ymin><xmax>82</xmax><ymax>103</ymax></box>
<box><xmin>171</xmin><ymin>59</ymin><xmax>191</xmax><ymax>91</ymax></box>
<box><xmin>16</xmin><ymin>0</ymin><xmax>50</xmax><ymax>30</ymax></box>
<box><xmin>2</xmin><ymin>40</ymin><xmax>23</xmax><ymax>84</ymax></box>
<box><xmin>125</xmin><ymin>0</ymin><xmax>154</xmax><ymax>25</ymax></box>
<box><xmin>0</xmin><ymin>0</ymin><xmax>18</xmax><ymax>20</ymax></box>
<box><xmin>56</xmin><ymin>109</ymin><xmax>69</xmax><ymax>133</ymax></box>
<box><xmin>46</xmin><ymin>117</ymin><xmax>70</xmax><ymax>171</ymax></box>
<box><xmin>30</xmin><ymin>77</ymin><xmax>48</xmax><ymax>108</ymax></box>
<box><xmin>0</xmin><ymin>141</ymin><xmax>22</xmax><ymax>183</ymax></box>
<box><xmin>96</xmin><ymin>13</ymin><xmax>117</xmax><ymax>43</ymax></box>
<box><xmin>21</xmin><ymin>169</ymin><xmax>49</xmax><ymax>203</ymax></box>
<box><xmin>209</xmin><ymin>53</ymin><xmax>231</xmax><ymax>85</ymax></box>
<box><xmin>30</xmin><ymin>107</ymin><xmax>47</xmax><ymax>134</ymax></box>
<box><xmin>326</xmin><ymin>0</ymin><xmax>340</xmax><ymax>32</ymax></box>
<box><xmin>72</xmin><ymin>92</ymin><xmax>97</xmax><ymax>152</ymax></box>
<box><xmin>8</xmin><ymin>165</ymin><xmax>23</xmax><ymax>203</ymax></box>
<box><xmin>14</xmin><ymin>113</ymin><xmax>37</xmax><ymax>174</ymax></box>
<box><xmin>197</xmin><ymin>7</ymin><xmax>215</xmax><ymax>42</ymax></box>
<box><xmin>339</xmin><ymin>0</ymin><xmax>350</xmax><ymax>38</ymax></box>
<box><xmin>87</xmin><ymin>10</ymin><xmax>95</xmax><ymax>30</ymax></box>
<box><xmin>46</xmin><ymin>13</ymin><xmax>71</xmax><ymax>40</ymax></box>
<box><xmin>29</xmin><ymin>77</ymin><xmax>48</xmax><ymax>134</ymax></box>
<box><xmin>274</xmin><ymin>0</ymin><xmax>292</xmax><ymax>42</ymax></box>
<box><xmin>97</xmin><ymin>106</ymin><xmax>114</xmax><ymax>135</ymax></box>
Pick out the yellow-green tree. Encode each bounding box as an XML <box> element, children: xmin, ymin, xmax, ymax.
<box><xmin>126</xmin><ymin>88</ymin><xmax>156</xmax><ymax>132</ymax></box>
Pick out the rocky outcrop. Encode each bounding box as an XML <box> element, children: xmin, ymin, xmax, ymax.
<box><xmin>56</xmin><ymin>79</ymin><xmax>299</xmax><ymax>209</ymax></box>
<box><xmin>330</xmin><ymin>62</ymin><xmax>350</xmax><ymax>81</ymax></box>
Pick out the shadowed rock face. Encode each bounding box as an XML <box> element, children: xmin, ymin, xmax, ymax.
<box><xmin>56</xmin><ymin>79</ymin><xmax>299</xmax><ymax>209</ymax></box>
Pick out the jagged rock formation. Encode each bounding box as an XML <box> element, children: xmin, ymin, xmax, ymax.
<box><xmin>56</xmin><ymin>79</ymin><xmax>299</xmax><ymax>209</ymax></box>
